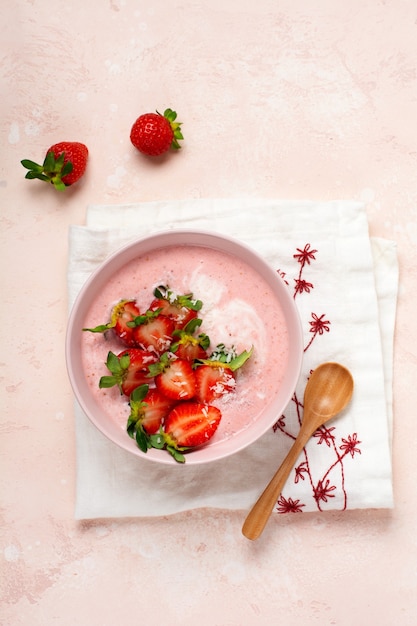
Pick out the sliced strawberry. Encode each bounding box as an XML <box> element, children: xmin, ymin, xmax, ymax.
<box><xmin>114</xmin><ymin>300</ymin><xmax>141</xmax><ymax>346</ymax></box>
<box><xmin>150</xmin><ymin>285</ymin><xmax>202</xmax><ymax>329</ymax></box>
<box><xmin>170</xmin><ymin>318</ymin><xmax>210</xmax><ymax>361</ymax></box>
<box><xmin>99</xmin><ymin>348</ymin><xmax>158</xmax><ymax>396</ymax></box>
<box><xmin>129</xmin><ymin>309</ymin><xmax>175</xmax><ymax>354</ymax></box>
<box><xmin>149</xmin><ymin>402</ymin><xmax>222</xmax><ymax>462</ymax></box>
<box><xmin>194</xmin><ymin>344</ymin><xmax>254</xmax><ymax>403</ymax></box>
<box><xmin>194</xmin><ymin>364</ymin><xmax>236</xmax><ymax>403</ymax></box>
<box><xmin>148</xmin><ymin>353</ymin><xmax>196</xmax><ymax>401</ymax></box>
<box><xmin>83</xmin><ymin>299</ymin><xmax>140</xmax><ymax>347</ymax></box>
<box><xmin>127</xmin><ymin>384</ymin><xmax>176</xmax><ymax>453</ymax></box>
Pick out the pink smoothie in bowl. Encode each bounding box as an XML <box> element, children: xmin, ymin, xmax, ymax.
<box><xmin>66</xmin><ymin>230</ymin><xmax>303</xmax><ymax>465</ymax></box>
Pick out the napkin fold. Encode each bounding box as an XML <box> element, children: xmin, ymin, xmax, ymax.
<box><xmin>68</xmin><ymin>200</ymin><xmax>398</xmax><ymax>519</ymax></box>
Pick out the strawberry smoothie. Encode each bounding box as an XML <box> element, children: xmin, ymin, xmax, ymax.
<box><xmin>81</xmin><ymin>243</ymin><xmax>290</xmax><ymax>445</ymax></box>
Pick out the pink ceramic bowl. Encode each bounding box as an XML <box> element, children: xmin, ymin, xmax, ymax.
<box><xmin>66</xmin><ymin>229</ymin><xmax>303</xmax><ymax>465</ymax></box>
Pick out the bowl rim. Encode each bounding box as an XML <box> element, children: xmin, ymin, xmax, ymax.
<box><xmin>66</xmin><ymin>227</ymin><xmax>304</xmax><ymax>465</ymax></box>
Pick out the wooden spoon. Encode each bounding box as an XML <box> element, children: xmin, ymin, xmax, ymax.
<box><xmin>242</xmin><ymin>362</ymin><xmax>354</xmax><ymax>540</ymax></box>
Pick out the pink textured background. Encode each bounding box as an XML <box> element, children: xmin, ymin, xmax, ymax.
<box><xmin>1</xmin><ymin>1</ymin><xmax>416</xmax><ymax>624</ymax></box>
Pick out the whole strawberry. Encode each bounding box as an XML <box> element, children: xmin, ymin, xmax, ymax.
<box><xmin>130</xmin><ymin>109</ymin><xmax>183</xmax><ymax>156</ymax></box>
<box><xmin>21</xmin><ymin>141</ymin><xmax>88</xmax><ymax>191</ymax></box>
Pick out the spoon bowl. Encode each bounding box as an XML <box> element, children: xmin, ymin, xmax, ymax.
<box><xmin>242</xmin><ymin>362</ymin><xmax>354</xmax><ymax>540</ymax></box>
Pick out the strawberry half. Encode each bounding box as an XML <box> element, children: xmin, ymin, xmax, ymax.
<box><xmin>130</xmin><ymin>109</ymin><xmax>183</xmax><ymax>157</ymax></box>
<box><xmin>99</xmin><ymin>349</ymin><xmax>158</xmax><ymax>396</ymax></box>
<box><xmin>149</xmin><ymin>402</ymin><xmax>222</xmax><ymax>462</ymax></box>
<box><xmin>194</xmin><ymin>364</ymin><xmax>236</xmax><ymax>403</ymax></box>
<box><xmin>21</xmin><ymin>141</ymin><xmax>88</xmax><ymax>190</ymax></box>
<box><xmin>83</xmin><ymin>299</ymin><xmax>140</xmax><ymax>347</ymax></box>
<box><xmin>148</xmin><ymin>353</ymin><xmax>196</xmax><ymax>401</ymax></box>
<box><xmin>194</xmin><ymin>344</ymin><xmax>254</xmax><ymax>403</ymax></box>
<box><xmin>170</xmin><ymin>318</ymin><xmax>210</xmax><ymax>361</ymax></box>
<box><xmin>150</xmin><ymin>285</ymin><xmax>202</xmax><ymax>329</ymax></box>
<box><xmin>129</xmin><ymin>309</ymin><xmax>175</xmax><ymax>354</ymax></box>
<box><xmin>127</xmin><ymin>384</ymin><xmax>176</xmax><ymax>453</ymax></box>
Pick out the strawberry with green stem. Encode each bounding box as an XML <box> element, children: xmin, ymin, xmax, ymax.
<box><xmin>170</xmin><ymin>318</ymin><xmax>210</xmax><ymax>361</ymax></box>
<box><xmin>83</xmin><ymin>299</ymin><xmax>140</xmax><ymax>347</ymax></box>
<box><xmin>127</xmin><ymin>384</ymin><xmax>177</xmax><ymax>453</ymax></box>
<box><xmin>194</xmin><ymin>344</ymin><xmax>253</xmax><ymax>404</ymax></box>
<box><xmin>148</xmin><ymin>352</ymin><xmax>196</xmax><ymax>401</ymax></box>
<box><xmin>21</xmin><ymin>141</ymin><xmax>88</xmax><ymax>190</ymax></box>
<box><xmin>150</xmin><ymin>285</ymin><xmax>202</xmax><ymax>329</ymax></box>
<box><xmin>99</xmin><ymin>349</ymin><xmax>158</xmax><ymax>397</ymax></box>
<box><xmin>128</xmin><ymin>309</ymin><xmax>175</xmax><ymax>354</ymax></box>
<box><xmin>149</xmin><ymin>402</ymin><xmax>222</xmax><ymax>463</ymax></box>
<box><xmin>130</xmin><ymin>109</ymin><xmax>183</xmax><ymax>157</ymax></box>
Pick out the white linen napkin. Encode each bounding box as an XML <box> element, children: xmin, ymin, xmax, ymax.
<box><xmin>68</xmin><ymin>200</ymin><xmax>398</xmax><ymax>519</ymax></box>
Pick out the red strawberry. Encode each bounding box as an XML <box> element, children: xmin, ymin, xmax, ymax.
<box><xmin>149</xmin><ymin>402</ymin><xmax>222</xmax><ymax>462</ymax></box>
<box><xmin>21</xmin><ymin>141</ymin><xmax>88</xmax><ymax>190</ymax></box>
<box><xmin>130</xmin><ymin>309</ymin><xmax>175</xmax><ymax>354</ymax></box>
<box><xmin>150</xmin><ymin>285</ymin><xmax>202</xmax><ymax>329</ymax></box>
<box><xmin>83</xmin><ymin>299</ymin><xmax>140</xmax><ymax>347</ymax></box>
<box><xmin>130</xmin><ymin>109</ymin><xmax>183</xmax><ymax>157</ymax></box>
<box><xmin>127</xmin><ymin>384</ymin><xmax>176</xmax><ymax>453</ymax></box>
<box><xmin>170</xmin><ymin>318</ymin><xmax>210</xmax><ymax>361</ymax></box>
<box><xmin>194</xmin><ymin>344</ymin><xmax>254</xmax><ymax>403</ymax></box>
<box><xmin>99</xmin><ymin>349</ymin><xmax>158</xmax><ymax>396</ymax></box>
<box><xmin>194</xmin><ymin>364</ymin><xmax>236</xmax><ymax>403</ymax></box>
<box><xmin>148</xmin><ymin>353</ymin><xmax>196</xmax><ymax>401</ymax></box>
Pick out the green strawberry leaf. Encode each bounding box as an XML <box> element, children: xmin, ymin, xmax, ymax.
<box><xmin>167</xmin><ymin>445</ymin><xmax>185</xmax><ymax>463</ymax></box>
<box><xmin>228</xmin><ymin>346</ymin><xmax>254</xmax><ymax>371</ymax></box>
<box><xmin>163</xmin><ymin>108</ymin><xmax>177</xmax><ymax>122</ymax></box>
<box><xmin>135</xmin><ymin>427</ymin><xmax>150</xmax><ymax>453</ymax></box>
<box><xmin>105</xmin><ymin>351</ymin><xmax>124</xmax><ymax>375</ymax></box>
<box><xmin>130</xmin><ymin>384</ymin><xmax>149</xmax><ymax>403</ymax></box>
<box><xmin>21</xmin><ymin>159</ymin><xmax>43</xmax><ymax>171</ymax></box>
<box><xmin>25</xmin><ymin>172</ymin><xmax>49</xmax><ymax>181</ymax></box>
<box><xmin>61</xmin><ymin>161</ymin><xmax>73</xmax><ymax>176</ymax></box>
<box><xmin>148</xmin><ymin>432</ymin><xmax>166</xmax><ymax>450</ymax></box>
<box><xmin>82</xmin><ymin>323</ymin><xmax>112</xmax><ymax>333</ymax></box>
<box><xmin>98</xmin><ymin>375</ymin><xmax>118</xmax><ymax>389</ymax></box>
<box><xmin>126</xmin><ymin>415</ymin><xmax>137</xmax><ymax>438</ymax></box>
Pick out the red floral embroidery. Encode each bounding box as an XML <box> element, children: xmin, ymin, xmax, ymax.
<box><xmin>303</xmin><ymin>313</ymin><xmax>331</xmax><ymax>352</ymax></box>
<box><xmin>294</xmin><ymin>278</ymin><xmax>314</xmax><ymax>296</ymax></box>
<box><xmin>340</xmin><ymin>433</ymin><xmax>362</xmax><ymax>458</ymax></box>
<box><xmin>273</xmin><ymin>243</ymin><xmax>361</xmax><ymax>514</ymax></box>
<box><xmin>309</xmin><ymin>312</ymin><xmax>331</xmax><ymax>335</ymax></box>
<box><xmin>276</xmin><ymin>495</ymin><xmax>305</xmax><ymax>513</ymax></box>
<box><xmin>272</xmin><ymin>415</ymin><xmax>286</xmax><ymax>432</ymax></box>
<box><xmin>313</xmin><ymin>479</ymin><xmax>337</xmax><ymax>504</ymax></box>
<box><xmin>294</xmin><ymin>461</ymin><xmax>309</xmax><ymax>483</ymax></box>
<box><xmin>313</xmin><ymin>426</ymin><xmax>336</xmax><ymax>447</ymax></box>
<box><xmin>293</xmin><ymin>244</ymin><xmax>317</xmax><ymax>267</ymax></box>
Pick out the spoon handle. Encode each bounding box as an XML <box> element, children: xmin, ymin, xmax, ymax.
<box><xmin>242</xmin><ymin>423</ymin><xmax>314</xmax><ymax>540</ymax></box>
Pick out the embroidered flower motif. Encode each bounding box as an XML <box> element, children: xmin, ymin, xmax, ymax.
<box><xmin>309</xmin><ymin>313</ymin><xmax>331</xmax><ymax>335</ymax></box>
<box><xmin>294</xmin><ymin>461</ymin><xmax>309</xmax><ymax>483</ymax></box>
<box><xmin>271</xmin><ymin>242</ymin><xmax>362</xmax><ymax>513</ymax></box>
<box><xmin>340</xmin><ymin>433</ymin><xmax>362</xmax><ymax>458</ymax></box>
<box><xmin>293</xmin><ymin>244</ymin><xmax>317</xmax><ymax>268</ymax></box>
<box><xmin>272</xmin><ymin>415</ymin><xmax>286</xmax><ymax>432</ymax></box>
<box><xmin>276</xmin><ymin>495</ymin><xmax>305</xmax><ymax>513</ymax></box>
<box><xmin>313</xmin><ymin>479</ymin><xmax>337</xmax><ymax>503</ymax></box>
<box><xmin>304</xmin><ymin>313</ymin><xmax>331</xmax><ymax>352</ymax></box>
<box><xmin>313</xmin><ymin>426</ymin><xmax>336</xmax><ymax>447</ymax></box>
<box><xmin>294</xmin><ymin>278</ymin><xmax>314</xmax><ymax>296</ymax></box>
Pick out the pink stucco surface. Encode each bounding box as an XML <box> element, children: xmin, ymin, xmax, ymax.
<box><xmin>1</xmin><ymin>1</ymin><xmax>416</xmax><ymax>624</ymax></box>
